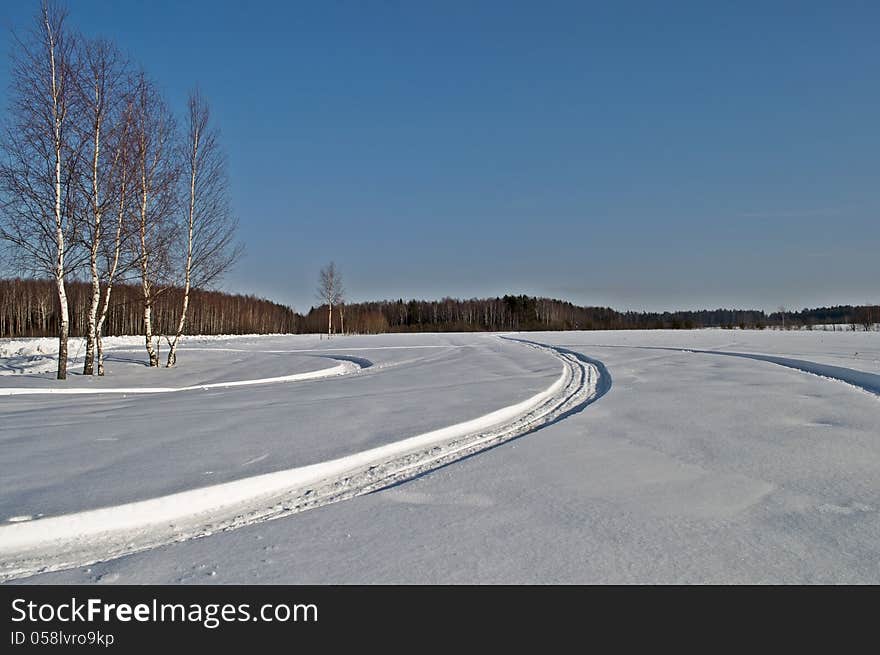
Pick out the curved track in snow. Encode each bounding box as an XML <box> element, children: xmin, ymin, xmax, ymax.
<box><xmin>700</xmin><ymin>350</ymin><xmax>880</xmax><ymax>397</ymax></box>
<box><xmin>0</xmin><ymin>356</ymin><xmax>369</xmax><ymax>396</ymax></box>
<box><xmin>0</xmin><ymin>338</ymin><xmax>607</xmax><ymax>581</ymax></box>
<box><xmin>579</xmin><ymin>343</ymin><xmax>880</xmax><ymax>398</ymax></box>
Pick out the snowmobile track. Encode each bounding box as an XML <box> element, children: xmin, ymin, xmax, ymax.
<box><xmin>0</xmin><ymin>337</ymin><xmax>607</xmax><ymax>581</ymax></box>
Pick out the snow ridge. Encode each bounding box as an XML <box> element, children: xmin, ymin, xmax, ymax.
<box><xmin>0</xmin><ymin>359</ymin><xmax>360</xmax><ymax>396</ymax></box>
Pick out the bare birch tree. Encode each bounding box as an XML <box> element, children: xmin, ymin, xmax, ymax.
<box><xmin>165</xmin><ymin>89</ymin><xmax>241</xmax><ymax>367</ymax></box>
<box><xmin>94</xmin><ymin>99</ymin><xmax>137</xmax><ymax>375</ymax></box>
<box><xmin>317</xmin><ymin>262</ymin><xmax>344</xmax><ymax>337</ymax></box>
<box><xmin>74</xmin><ymin>38</ymin><xmax>132</xmax><ymax>375</ymax></box>
<box><xmin>130</xmin><ymin>72</ymin><xmax>178</xmax><ymax>367</ymax></box>
<box><xmin>0</xmin><ymin>2</ymin><xmax>83</xmax><ymax>379</ymax></box>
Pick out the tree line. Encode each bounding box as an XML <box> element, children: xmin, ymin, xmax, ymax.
<box><xmin>0</xmin><ymin>277</ymin><xmax>295</xmax><ymax>338</ymax></box>
<box><xmin>0</xmin><ymin>2</ymin><xmax>240</xmax><ymax>378</ymax></box>
<box><xmin>3</xmin><ymin>277</ymin><xmax>877</xmax><ymax>338</ymax></box>
<box><xmin>301</xmin><ymin>295</ymin><xmax>880</xmax><ymax>334</ymax></box>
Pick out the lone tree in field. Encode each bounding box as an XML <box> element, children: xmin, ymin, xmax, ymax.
<box><xmin>0</xmin><ymin>2</ymin><xmax>82</xmax><ymax>379</ymax></box>
<box><xmin>165</xmin><ymin>89</ymin><xmax>241</xmax><ymax>367</ymax></box>
<box><xmin>317</xmin><ymin>262</ymin><xmax>344</xmax><ymax>337</ymax></box>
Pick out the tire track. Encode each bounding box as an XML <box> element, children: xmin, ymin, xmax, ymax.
<box><xmin>0</xmin><ymin>337</ymin><xmax>607</xmax><ymax>581</ymax></box>
<box><xmin>571</xmin><ymin>343</ymin><xmax>880</xmax><ymax>398</ymax></box>
<box><xmin>0</xmin><ymin>355</ymin><xmax>369</xmax><ymax>396</ymax></box>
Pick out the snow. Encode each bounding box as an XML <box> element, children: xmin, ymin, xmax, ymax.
<box><xmin>0</xmin><ymin>340</ymin><xmax>598</xmax><ymax>579</ymax></box>
<box><xmin>2</xmin><ymin>329</ymin><xmax>879</xmax><ymax>583</ymax></box>
<box><xmin>0</xmin><ymin>334</ymin><xmax>290</xmax><ymax>376</ymax></box>
<box><xmin>0</xmin><ymin>333</ymin><xmax>559</xmax><ymax>519</ymax></box>
<box><xmin>0</xmin><ymin>359</ymin><xmax>359</xmax><ymax>395</ymax></box>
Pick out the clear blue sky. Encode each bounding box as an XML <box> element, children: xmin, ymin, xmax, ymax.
<box><xmin>2</xmin><ymin>1</ymin><xmax>878</xmax><ymax>312</ymax></box>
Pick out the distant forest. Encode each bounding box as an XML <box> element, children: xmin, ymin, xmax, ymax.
<box><xmin>0</xmin><ymin>279</ymin><xmax>296</xmax><ymax>338</ymax></box>
<box><xmin>299</xmin><ymin>296</ymin><xmax>879</xmax><ymax>333</ymax></box>
<box><xmin>2</xmin><ymin>278</ymin><xmax>877</xmax><ymax>338</ymax></box>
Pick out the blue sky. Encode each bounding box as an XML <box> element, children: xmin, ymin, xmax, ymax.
<box><xmin>1</xmin><ymin>1</ymin><xmax>878</xmax><ymax>312</ymax></box>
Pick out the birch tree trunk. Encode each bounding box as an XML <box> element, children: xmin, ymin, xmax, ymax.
<box><xmin>95</xmin><ymin>315</ymin><xmax>106</xmax><ymax>375</ymax></box>
<box><xmin>83</xmin><ymin>117</ymin><xmax>102</xmax><ymax>375</ymax></box>
<box><xmin>166</xmin><ymin>102</ymin><xmax>198</xmax><ymax>367</ymax></box>
<box><xmin>143</xmin><ymin>301</ymin><xmax>157</xmax><ymax>365</ymax></box>
<box><xmin>140</xmin><ymin>177</ymin><xmax>158</xmax><ymax>367</ymax></box>
<box><xmin>140</xmin><ymin>188</ymin><xmax>158</xmax><ymax>367</ymax></box>
<box><xmin>55</xmin><ymin>236</ymin><xmax>69</xmax><ymax>380</ymax></box>
<box><xmin>95</xmin><ymin>176</ymin><xmax>127</xmax><ymax>376</ymax></box>
<box><xmin>79</xmin><ymin>39</ymin><xmax>128</xmax><ymax>375</ymax></box>
<box><xmin>48</xmin><ymin>10</ymin><xmax>69</xmax><ymax>381</ymax></box>
<box><xmin>95</xmin><ymin>283</ymin><xmax>114</xmax><ymax>376</ymax></box>
<box><xmin>165</xmin><ymin>235</ymin><xmax>192</xmax><ymax>367</ymax></box>
<box><xmin>131</xmin><ymin>74</ymin><xmax>177</xmax><ymax>368</ymax></box>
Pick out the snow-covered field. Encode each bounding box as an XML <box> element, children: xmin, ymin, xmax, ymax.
<box><xmin>1</xmin><ymin>329</ymin><xmax>879</xmax><ymax>583</ymax></box>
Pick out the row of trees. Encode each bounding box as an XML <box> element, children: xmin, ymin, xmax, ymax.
<box><xmin>3</xmin><ymin>275</ymin><xmax>877</xmax><ymax>338</ymax></box>
<box><xmin>0</xmin><ymin>2</ymin><xmax>240</xmax><ymax>378</ymax></box>
<box><xmin>769</xmin><ymin>305</ymin><xmax>878</xmax><ymax>331</ymax></box>
<box><xmin>307</xmin><ymin>266</ymin><xmax>877</xmax><ymax>334</ymax></box>
<box><xmin>0</xmin><ymin>278</ymin><xmax>296</xmax><ymax>338</ymax></box>
<box><xmin>300</xmin><ymin>296</ymin><xmax>880</xmax><ymax>334</ymax></box>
